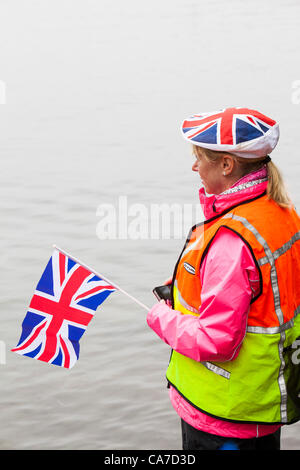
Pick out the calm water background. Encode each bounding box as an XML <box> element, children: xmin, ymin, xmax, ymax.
<box><xmin>1</xmin><ymin>0</ymin><xmax>300</xmax><ymax>450</ymax></box>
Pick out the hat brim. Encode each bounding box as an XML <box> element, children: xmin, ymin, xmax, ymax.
<box><xmin>181</xmin><ymin>121</ymin><xmax>279</xmax><ymax>159</ymax></box>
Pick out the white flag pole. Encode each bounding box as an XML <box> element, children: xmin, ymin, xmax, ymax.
<box><xmin>53</xmin><ymin>245</ymin><xmax>150</xmax><ymax>311</ymax></box>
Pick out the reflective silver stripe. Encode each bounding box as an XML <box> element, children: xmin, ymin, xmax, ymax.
<box><xmin>295</xmin><ymin>305</ymin><xmax>300</xmax><ymax>317</ymax></box>
<box><xmin>258</xmin><ymin>231</ymin><xmax>300</xmax><ymax>266</ymax></box>
<box><xmin>278</xmin><ymin>331</ymin><xmax>288</xmax><ymax>421</ymax></box>
<box><xmin>274</xmin><ymin>231</ymin><xmax>300</xmax><ymax>259</ymax></box>
<box><xmin>258</xmin><ymin>256</ymin><xmax>269</xmax><ymax>266</ymax></box>
<box><xmin>201</xmin><ymin>361</ymin><xmax>230</xmax><ymax>379</ymax></box>
<box><xmin>223</xmin><ymin>212</ymin><xmax>288</xmax><ymax>422</ymax></box>
<box><xmin>174</xmin><ymin>280</ymin><xmax>200</xmax><ymax>315</ymax></box>
<box><xmin>220</xmin><ymin>178</ymin><xmax>268</xmax><ymax>195</ymax></box>
<box><xmin>247</xmin><ymin>318</ymin><xmax>294</xmax><ymax>334</ymax></box>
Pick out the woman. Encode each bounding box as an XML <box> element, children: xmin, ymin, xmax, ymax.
<box><xmin>147</xmin><ymin>107</ymin><xmax>300</xmax><ymax>451</ymax></box>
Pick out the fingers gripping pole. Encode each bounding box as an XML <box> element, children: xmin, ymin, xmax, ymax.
<box><xmin>53</xmin><ymin>245</ymin><xmax>150</xmax><ymax>311</ymax></box>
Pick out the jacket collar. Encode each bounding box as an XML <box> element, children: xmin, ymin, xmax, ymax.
<box><xmin>199</xmin><ymin>166</ymin><xmax>268</xmax><ymax>220</ymax></box>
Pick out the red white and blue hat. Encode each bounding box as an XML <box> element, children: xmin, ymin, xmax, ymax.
<box><xmin>181</xmin><ymin>107</ymin><xmax>279</xmax><ymax>158</ymax></box>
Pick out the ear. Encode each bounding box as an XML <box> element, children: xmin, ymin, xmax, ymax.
<box><xmin>222</xmin><ymin>155</ymin><xmax>235</xmax><ymax>176</ymax></box>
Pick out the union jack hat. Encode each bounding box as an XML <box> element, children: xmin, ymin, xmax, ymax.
<box><xmin>181</xmin><ymin>107</ymin><xmax>279</xmax><ymax>158</ymax></box>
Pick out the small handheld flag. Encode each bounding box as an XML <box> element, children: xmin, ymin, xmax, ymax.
<box><xmin>11</xmin><ymin>247</ymin><xmax>118</xmax><ymax>369</ymax></box>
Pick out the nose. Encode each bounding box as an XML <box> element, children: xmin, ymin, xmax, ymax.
<box><xmin>192</xmin><ymin>160</ymin><xmax>199</xmax><ymax>172</ymax></box>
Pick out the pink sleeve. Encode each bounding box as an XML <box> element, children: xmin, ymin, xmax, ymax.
<box><xmin>147</xmin><ymin>227</ymin><xmax>260</xmax><ymax>362</ymax></box>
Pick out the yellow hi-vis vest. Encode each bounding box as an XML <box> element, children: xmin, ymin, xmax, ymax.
<box><xmin>166</xmin><ymin>193</ymin><xmax>300</xmax><ymax>424</ymax></box>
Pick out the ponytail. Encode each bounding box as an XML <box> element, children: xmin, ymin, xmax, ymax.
<box><xmin>265</xmin><ymin>160</ymin><xmax>292</xmax><ymax>209</ymax></box>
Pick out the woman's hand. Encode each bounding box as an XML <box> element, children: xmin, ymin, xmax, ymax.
<box><xmin>163</xmin><ymin>277</ymin><xmax>172</xmax><ymax>306</ymax></box>
<box><xmin>163</xmin><ymin>276</ymin><xmax>172</xmax><ymax>286</ymax></box>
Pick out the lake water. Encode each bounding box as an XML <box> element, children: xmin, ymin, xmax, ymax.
<box><xmin>1</xmin><ymin>0</ymin><xmax>300</xmax><ymax>450</ymax></box>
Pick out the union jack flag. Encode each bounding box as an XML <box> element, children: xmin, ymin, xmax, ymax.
<box><xmin>181</xmin><ymin>107</ymin><xmax>277</xmax><ymax>148</ymax></box>
<box><xmin>11</xmin><ymin>248</ymin><xmax>116</xmax><ymax>369</ymax></box>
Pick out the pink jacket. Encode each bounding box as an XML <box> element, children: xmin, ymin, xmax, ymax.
<box><xmin>147</xmin><ymin>166</ymin><xmax>281</xmax><ymax>438</ymax></box>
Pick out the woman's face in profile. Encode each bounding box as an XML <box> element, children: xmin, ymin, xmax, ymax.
<box><xmin>192</xmin><ymin>149</ymin><xmax>226</xmax><ymax>195</ymax></box>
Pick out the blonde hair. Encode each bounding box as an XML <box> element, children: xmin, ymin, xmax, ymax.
<box><xmin>193</xmin><ymin>145</ymin><xmax>292</xmax><ymax>209</ymax></box>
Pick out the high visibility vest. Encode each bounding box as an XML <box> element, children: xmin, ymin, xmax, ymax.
<box><xmin>166</xmin><ymin>192</ymin><xmax>300</xmax><ymax>424</ymax></box>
